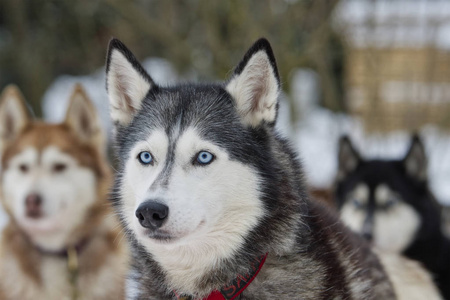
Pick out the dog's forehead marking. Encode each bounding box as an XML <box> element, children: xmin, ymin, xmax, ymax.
<box><xmin>153</xmin><ymin>136</ymin><xmax>177</xmax><ymax>189</ymax></box>
<box><xmin>171</xmin><ymin>111</ymin><xmax>184</xmax><ymax>139</ymax></box>
<box><xmin>41</xmin><ymin>146</ymin><xmax>77</xmax><ymax>165</ymax></box>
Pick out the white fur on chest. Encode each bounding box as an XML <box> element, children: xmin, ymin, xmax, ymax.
<box><xmin>0</xmin><ymin>246</ymin><xmax>124</xmax><ymax>300</ymax></box>
<box><xmin>41</xmin><ymin>258</ymin><xmax>73</xmax><ymax>299</ymax></box>
<box><xmin>1</xmin><ymin>253</ymin><xmax>71</xmax><ymax>300</ymax></box>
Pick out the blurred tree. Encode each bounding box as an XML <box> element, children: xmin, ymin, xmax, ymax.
<box><xmin>0</xmin><ymin>0</ymin><xmax>344</xmax><ymax>121</ymax></box>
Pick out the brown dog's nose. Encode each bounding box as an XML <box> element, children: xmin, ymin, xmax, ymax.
<box><xmin>25</xmin><ymin>194</ymin><xmax>42</xmax><ymax>218</ymax></box>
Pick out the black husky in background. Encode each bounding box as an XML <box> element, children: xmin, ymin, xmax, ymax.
<box><xmin>335</xmin><ymin>134</ymin><xmax>450</xmax><ymax>299</ymax></box>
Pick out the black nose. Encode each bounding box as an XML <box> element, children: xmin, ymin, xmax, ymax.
<box><xmin>135</xmin><ymin>201</ymin><xmax>169</xmax><ymax>229</ymax></box>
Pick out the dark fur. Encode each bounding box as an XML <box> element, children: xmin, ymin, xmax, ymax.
<box><xmin>335</xmin><ymin>135</ymin><xmax>450</xmax><ymax>299</ymax></box>
<box><xmin>107</xmin><ymin>39</ymin><xmax>396</xmax><ymax>299</ymax></box>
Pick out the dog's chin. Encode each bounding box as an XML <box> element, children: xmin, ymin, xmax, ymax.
<box><xmin>144</xmin><ymin>230</ymin><xmax>178</xmax><ymax>243</ymax></box>
<box><xmin>18</xmin><ymin>215</ymin><xmax>63</xmax><ymax>235</ymax></box>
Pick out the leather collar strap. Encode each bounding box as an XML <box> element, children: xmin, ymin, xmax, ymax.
<box><xmin>177</xmin><ymin>253</ymin><xmax>268</xmax><ymax>300</ymax></box>
<box><xmin>35</xmin><ymin>238</ymin><xmax>89</xmax><ymax>258</ymax></box>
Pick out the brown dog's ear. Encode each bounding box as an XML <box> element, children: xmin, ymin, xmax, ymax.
<box><xmin>403</xmin><ymin>134</ymin><xmax>427</xmax><ymax>181</ymax></box>
<box><xmin>226</xmin><ymin>38</ymin><xmax>280</xmax><ymax>127</ymax></box>
<box><xmin>65</xmin><ymin>84</ymin><xmax>105</xmax><ymax>152</ymax></box>
<box><xmin>0</xmin><ymin>85</ymin><xmax>31</xmax><ymax>151</ymax></box>
<box><xmin>337</xmin><ymin>135</ymin><xmax>361</xmax><ymax>178</ymax></box>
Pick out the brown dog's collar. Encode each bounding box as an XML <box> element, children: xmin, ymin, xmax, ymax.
<box><xmin>35</xmin><ymin>238</ymin><xmax>89</xmax><ymax>258</ymax></box>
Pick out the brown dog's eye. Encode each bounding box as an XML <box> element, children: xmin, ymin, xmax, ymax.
<box><xmin>19</xmin><ymin>164</ymin><xmax>29</xmax><ymax>173</ymax></box>
<box><xmin>53</xmin><ymin>163</ymin><xmax>67</xmax><ymax>173</ymax></box>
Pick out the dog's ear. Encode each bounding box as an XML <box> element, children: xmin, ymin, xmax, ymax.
<box><xmin>226</xmin><ymin>38</ymin><xmax>280</xmax><ymax>127</ymax></box>
<box><xmin>0</xmin><ymin>85</ymin><xmax>31</xmax><ymax>150</ymax></box>
<box><xmin>337</xmin><ymin>135</ymin><xmax>360</xmax><ymax>178</ymax></box>
<box><xmin>106</xmin><ymin>38</ymin><xmax>155</xmax><ymax>127</ymax></box>
<box><xmin>65</xmin><ymin>84</ymin><xmax>105</xmax><ymax>151</ymax></box>
<box><xmin>403</xmin><ymin>134</ymin><xmax>427</xmax><ymax>181</ymax></box>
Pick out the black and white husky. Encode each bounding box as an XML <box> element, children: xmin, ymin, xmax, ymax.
<box><xmin>335</xmin><ymin>135</ymin><xmax>450</xmax><ymax>299</ymax></box>
<box><xmin>105</xmin><ymin>38</ymin><xmax>441</xmax><ymax>299</ymax></box>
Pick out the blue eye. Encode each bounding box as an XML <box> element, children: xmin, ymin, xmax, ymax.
<box><xmin>196</xmin><ymin>151</ymin><xmax>214</xmax><ymax>165</ymax></box>
<box><xmin>138</xmin><ymin>151</ymin><xmax>153</xmax><ymax>165</ymax></box>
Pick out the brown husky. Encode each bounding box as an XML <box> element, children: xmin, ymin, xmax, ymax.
<box><xmin>0</xmin><ymin>84</ymin><xmax>128</xmax><ymax>300</ymax></box>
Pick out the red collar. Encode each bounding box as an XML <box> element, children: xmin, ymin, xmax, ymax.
<box><xmin>176</xmin><ymin>253</ymin><xmax>268</xmax><ymax>300</ymax></box>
